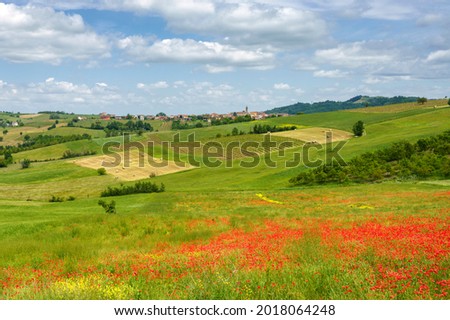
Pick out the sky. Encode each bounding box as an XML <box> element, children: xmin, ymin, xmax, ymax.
<box><xmin>0</xmin><ymin>1</ymin><xmax>449</xmax><ymax>115</ymax></box>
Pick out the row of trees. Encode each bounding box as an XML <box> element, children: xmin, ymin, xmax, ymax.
<box><xmin>250</xmin><ymin>124</ymin><xmax>297</xmax><ymax>134</ymax></box>
<box><xmin>289</xmin><ymin>130</ymin><xmax>450</xmax><ymax>186</ymax></box>
<box><xmin>210</xmin><ymin>114</ymin><xmax>253</xmax><ymax>126</ymax></box>
<box><xmin>87</xmin><ymin>120</ymin><xmax>154</xmax><ymax>136</ymax></box>
<box><xmin>0</xmin><ymin>133</ymin><xmax>92</xmax><ymax>156</ymax></box>
<box><xmin>101</xmin><ymin>181</ymin><xmax>165</xmax><ymax>197</ymax></box>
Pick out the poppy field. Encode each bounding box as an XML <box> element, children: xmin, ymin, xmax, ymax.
<box><xmin>1</xmin><ymin>183</ymin><xmax>448</xmax><ymax>300</ymax></box>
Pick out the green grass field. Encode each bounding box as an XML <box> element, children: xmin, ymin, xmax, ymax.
<box><xmin>0</xmin><ymin>103</ymin><xmax>449</xmax><ymax>299</ymax></box>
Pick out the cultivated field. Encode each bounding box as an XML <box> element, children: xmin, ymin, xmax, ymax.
<box><xmin>271</xmin><ymin>127</ymin><xmax>353</xmax><ymax>144</ymax></box>
<box><xmin>73</xmin><ymin>149</ymin><xmax>195</xmax><ymax>181</ymax></box>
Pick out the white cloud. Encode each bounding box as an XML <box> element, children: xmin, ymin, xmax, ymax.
<box><xmin>204</xmin><ymin>64</ymin><xmax>235</xmax><ymax>73</ymax></box>
<box><xmin>364</xmin><ymin>75</ymin><xmax>414</xmax><ymax>84</ymax></box>
<box><xmin>273</xmin><ymin>83</ymin><xmax>291</xmax><ymax>90</ymax></box>
<box><xmin>137</xmin><ymin>81</ymin><xmax>170</xmax><ymax>90</ymax></box>
<box><xmin>0</xmin><ymin>78</ymin><xmax>126</xmax><ymax>112</ymax></box>
<box><xmin>118</xmin><ymin>37</ymin><xmax>275</xmax><ymax>70</ymax></box>
<box><xmin>313</xmin><ymin>69</ymin><xmax>349</xmax><ymax>78</ymax></box>
<box><xmin>167</xmin><ymin>2</ymin><xmax>329</xmax><ymax>50</ymax></box>
<box><xmin>315</xmin><ymin>41</ymin><xmax>395</xmax><ymax>69</ymax></box>
<box><xmin>0</xmin><ymin>3</ymin><xmax>110</xmax><ymax>64</ymax></box>
<box><xmin>426</xmin><ymin>49</ymin><xmax>450</xmax><ymax>63</ymax></box>
<box><xmin>361</xmin><ymin>0</ymin><xmax>417</xmax><ymax>20</ymax></box>
<box><xmin>29</xmin><ymin>1</ymin><xmax>328</xmax><ymax>51</ymax></box>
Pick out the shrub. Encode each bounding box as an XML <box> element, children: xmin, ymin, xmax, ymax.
<box><xmin>101</xmin><ymin>181</ymin><xmax>165</xmax><ymax>197</ymax></box>
<box><xmin>49</xmin><ymin>195</ymin><xmax>64</xmax><ymax>202</ymax></box>
<box><xmin>97</xmin><ymin>168</ymin><xmax>107</xmax><ymax>176</ymax></box>
<box><xmin>98</xmin><ymin>200</ymin><xmax>116</xmax><ymax>214</ymax></box>
<box><xmin>62</xmin><ymin>150</ymin><xmax>96</xmax><ymax>159</ymax></box>
<box><xmin>21</xmin><ymin>159</ymin><xmax>31</xmax><ymax>169</ymax></box>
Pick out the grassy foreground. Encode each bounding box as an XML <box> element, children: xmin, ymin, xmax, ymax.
<box><xmin>0</xmin><ymin>183</ymin><xmax>449</xmax><ymax>299</ymax></box>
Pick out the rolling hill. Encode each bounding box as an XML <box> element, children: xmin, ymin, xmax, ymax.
<box><xmin>265</xmin><ymin>95</ymin><xmax>423</xmax><ymax>114</ymax></box>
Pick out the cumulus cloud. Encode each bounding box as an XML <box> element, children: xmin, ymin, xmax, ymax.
<box><xmin>118</xmin><ymin>37</ymin><xmax>275</xmax><ymax>70</ymax></box>
<box><xmin>273</xmin><ymin>83</ymin><xmax>291</xmax><ymax>90</ymax></box>
<box><xmin>0</xmin><ymin>3</ymin><xmax>110</xmax><ymax>64</ymax></box>
<box><xmin>426</xmin><ymin>49</ymin><xmax>450</xmax><ymax>63</ymax></box>
<box><xmin>137</xmin><ymin>81</ymin><xmax>170</xmax><ymax>90</ymax></box>
<box><xmin>167</xmin><ymin>2</ymin><xmax>329</xmax><ymax>50</ymax></box>
<box><xmin>0</xmin><ymin>78</ymin><xmax>128</xmax><ymax>113</ymax></box>
<box><xmin>313</xmin><ymin>69</ymin><xmax>349</xmax><ymax>78</ymax></box>
<box><xmin>29</xmin><ymin>1</ymin><xmax>328</xmax><ymax>51</ymax></box>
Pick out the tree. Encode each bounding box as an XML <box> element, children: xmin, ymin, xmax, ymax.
<box><xmin>3</xmin><ymin>129</ymin><xmax>7</xmax><ymax>135</ymax></box>
<box><xmin>417</xmin><ymin>97</ymin><xmax>428</xmax><ymax>105</ymax></box>
<box><xmin>4</xmin><ymin>151</ymin><xmax>13</xmax><ymax>164</ymax></box>
<box><xmin>231</xmin><ymin>127</ymin><xmax>239</xmax><ymax>136</ymax></box>
<box><xmin>352</xmin><ymin>120</ymin><xmax>365</xmax><ymax>137</ymax></box>
<box><xmin>448</xmin><ymin>98</ymin><xmax>450</xmax><ymax>106</ymax></box>
<box><xmin>21</xmin><ymin>159</ymin><xmax>31</xmax><ymax>169</ymax></box>
<box><xmin>98</xmin><ymin>200</ymin><xmax>116</xmax><ymax>214</ymax></box>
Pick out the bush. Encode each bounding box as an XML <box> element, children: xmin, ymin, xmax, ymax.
<box><xmin>98</xmin><ymin>200</ymin><xmax>116</xmax><ymax>214</ymax></box>
<box><xmin>21</xmin><ymin>159</ymin><xmax>31</xmax><ymax>169</ymax></box>
<box><xmin>97</xmin><ymin>168</ymin><xmax>107</xmax><ymax>176</ymax></box>
<box><xmin>101</xmin><ymin>181</ymin><xmax>165</xmax><ymax>197</ymax></box>
<box><xmin>0</xmin><ymin>159</ymin><xmax>7</xmax><ymax>168</ymax></box>
<box><xmin>49</xmin><ymin>195</ymin><xmax>64</xmax><ymax>202</ymax></box>
<box><xmin>62</xmin><ymin>150</ymin><xmax>96</xmax><ymax>159</ymax></box>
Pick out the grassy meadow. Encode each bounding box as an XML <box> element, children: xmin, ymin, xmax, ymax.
<box><xmin>0</xmin><ymin>104</ymin><xmax>449</xmax><ymax>300</ymax></box>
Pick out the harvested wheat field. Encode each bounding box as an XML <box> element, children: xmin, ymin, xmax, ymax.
<box><xmin>271</xmin><ymin>127</ymin><xmax>353</xmax><ymax>144</ymax></box>
<box><xmin>19</xmin><ymin>114</ymin><xmax>41</xmax><ymax>119</ymax></box>
<box><xmin>72</xmin><ymin>149</ymin><xmax>195</xmax><ymax>181</ymax></box>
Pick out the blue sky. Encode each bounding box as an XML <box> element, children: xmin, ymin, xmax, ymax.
<box><xmin>0</xmin><ymin>0</ymin><xmax>449</xmax><ymax>115</ymax></box>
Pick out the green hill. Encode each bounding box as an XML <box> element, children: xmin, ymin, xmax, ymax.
<box><xmin>266</xmin><ymin>95</ymin><xmax>421</xmax><ymax>114</ymax></box>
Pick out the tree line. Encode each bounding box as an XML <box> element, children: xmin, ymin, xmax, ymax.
<box><xmin>289</xmin><ymin>130</ymin><xmax>450</xmax><ymax>186</ymax></box>
<box><xmin>0</xmin><ymin>133</ymin><xmax>92</xmax><ymax>156</ymax></box>
<box><xmin>101</xmin><ymin>181</ymin><xmax>165</xmax><ymax>197</ymax></box>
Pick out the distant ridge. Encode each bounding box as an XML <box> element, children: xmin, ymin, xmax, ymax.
<box><xmin>266</xmin><ymin>96</ymin><xmax>419</xmax><ymax>115</ymax></box>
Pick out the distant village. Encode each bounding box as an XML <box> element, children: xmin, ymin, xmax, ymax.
<box><xmin>98</xmin><ymin>107</ymin><xmax>289</xmax><ymax>122</ymax></box>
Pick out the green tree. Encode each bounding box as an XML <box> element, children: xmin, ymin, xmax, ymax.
<box><xmin>98</xmin><ymin>200</ymin><xmax>116</xmax><ymax>214</ymax></box>
<box><xmin>447</xmin><ymin>98</ymin><xmax>450</xmax><ymax>106</ymax></box>
<box><xmin>21</xmin><ymin>159</ymin><xmax>31</xmax><ymax>169</ymax></box>
<box><xmin>352</xmin><ymin>120</ymin><xmax>365</xmax><ymax>137</ymax></box>
<box><xmin>417</xmin><ymin>97</ymin><xmax>428</xmax><ymax>105</ymax></box>
<box><xmin>231</xmin><ymin>127</ymin><xmax>239</xmax><ymax>136</ymax></box>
